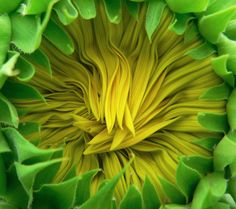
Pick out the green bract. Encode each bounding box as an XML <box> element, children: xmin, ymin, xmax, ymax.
<box><xmin>0</xmin><ymin>0</ymin><xmax>236</xmax><ymax>209</ymax></box>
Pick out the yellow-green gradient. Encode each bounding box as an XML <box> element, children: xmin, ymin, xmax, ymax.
<box><xmin>15</xmin><ymin>5</ymin><xmax>225</xmax><ymax>202</ymax></box>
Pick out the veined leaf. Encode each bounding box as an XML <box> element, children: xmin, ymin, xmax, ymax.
<box><xmin>24</xmin><ymin>49</ymin><xmax>52</xmax><ymax>75</ymax></box>
<box><xmin>200</xmin><ymin>83</ymin><xmax>232</xmax><ymax>100</ymax></box>
<box><xmin>160</xmin><ymin>204</ymin><xmax>190</xmax><ymax>209</ymax></box>
<box><xmin>2</xmin><ymin>80</ymin><xmax>44</xmax><ymax>102</ymax></box>
<box><xmin>103</xmin><ymin>0</ymin><xmax>121</xmax><ymax>23</ymax></box>
<box><xmin>170</xmin><ymin>14</ymin><xmax>194</xmax><ymax>35</ymax></box>
<box><xmin>0</xmin><ymin>200</ymin><xmax>18</xmax><ymax>209</ymax></box>
<box><xmin>176</xmin><ymin>157</ymin><xmax>201</xmax><ymax>201</ymax></box>
<box><xmin>2</xmin><ymin>127</ymin><xmax>56</xmax><ymax>163</ymax></box>
<box><xmin>15</xmin><ymin>56</ymin><xmax>35</xmax><ymax>81</ymax></box>
<box><xmin>11</xmin><ymin>0</ymin><xmax>57</xmax><ymax>53</ymax></box>
<box><xmin>159</xmin><ymin>178</ymin><xmax>186</xmax><ymax>204</ymax></box>
<box><xmin>165</xmin><ymin>0</ymin><xmax>209</xmax><ymax>13</ymax></box>
<box><xmin>194</xmin><ymin>137</ymin><xmax>221</xmax><ymax>151</ymax></box>
<box><xmin>0</xmin><ymin>51</ymin><xmax>20</xmax><ymax>89</ymax></box>
<box><xmin>75</xmin><ymin>169</ymin><xmax>99</xmax><ymax>205</ymax></box>
<box><xmin>0</xmin><ymin>155</ymin><xmax>7</xmax><ymax>196</ymax></box>
<box><xmin>119</xmin><ymin>185</ymin><xmax>142</xmax><ymax>209</ymax></box>
<box><xmin>214</xmin><ymin>133</ymin><xmax>236</xmax><ymax>171</ymax></box>
<box><xmin>186</xmin><ymin>42</ymin><xmax>215</xmax><ymax>60</ymax></box>
<box><xmin>78</xmin><ymin>161</ymin><xmax>133</xmax><ymax>209</ymax></box>
<box><xmin>199</xmin><ymin>6</ymin><xmax>236</xmax><ymax>43</ymax></box>
<box><xmin>74</xmin><ymin>0</ymin><xmax>96</xmax><ymax>19</ymax></box>
<box><xmin>198</xmin><ymin>112</ymin><xmax>229</xmax><ymax>133</ymax></box>
<box><xmin>15</xmin><ymin>159</ymin><xmax>62</xmax><ymax>207</ymax></box>
<box><xmin>0</xmin><ymin>0</ymin><xmax>22</xmax><ymax>13</ymax></box>
<box><xmin>145</xmin><ymin>0</ymin><xmax>166</xmax><ymax>40</ymax></box>
<box><xmin>212</xmin><ymin>55</ymin><xmax>234</xmax><ymax>87</ymax></box>
<box><xmin>43</xmin><ymin>19</ymin><xmax>75</xmax><ymax>55</ymax></box>
<box><xmin>125</xmin><ymin>0</ymin><xmax>139</xmax><ymax>19</ymax></box>
<box><xmin>191</xmin><ymin>172</ymin><xmax>227</xmax><ymax>209</ymax></box>
<box><xmin>0</xmin><ymin>93</ymin><xmax>18</xmax><ymax>127</ymax></box>
<box><xmin>19</xmin><ymin>0</ymin><xmax>55</xmax><ymax>15</ymax></box>
<box><xmin>142</xmin><ymin>177</ymin><xmax>161</xmax><ymax>209</ymax></box>
<box><xmin>0</xmin><ymin>131</ymin><xmax>11</xmax><ymax>153</ymax></box>
<box><xmin>54</xmin><ymin>0</ymin><xmax>78</xmax><ymax>25</ymax></box>
<box><xmin>11</xmin><ymin>13</ymin><xmax>42</xmax><ymax>53</ymax></box>
<box><xmin>0</xmin><ymin>14</ymin><xmax>11</xmax><ymax>66</ymax></box>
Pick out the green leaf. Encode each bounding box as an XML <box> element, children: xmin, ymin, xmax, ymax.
<box><xmin>129</xmin><ymin>0</ymin><xmax>144</xmax><ymax>2</ymax></box>
<box><xmin>199</xmin><ymin>6</ymin><xmax>236</xmax><ymax>43</ymax></box>
<box><xmin>119</xmin><ymin>185</ymin><xmax>142</xmax><ymax>209</ymax></box>
<box><xmin>24</xmin><ymin>49</ymin><xmax>52</xmax><ymax>75</ymax></box>
<box><xmin>220</xmin><ymin>194</ymin><xmax>236</xmax><ymax>209</ymax></box>
<box><xmin>159</xmin><ymin>178</ymin><xmax>186</xmax><ymax>204</ymax></box>
<box><xmin>112</xmin><ymin>199</ymin><xmax>117</xmax><ymax>209</ymax></box>
<box><xmin>207</xmin><ymin>202</ymin><xmax>230</xmax><ymax>209</ymax></box>
<box><xmin>15</xmin><ymin>56</ymin><xmax>35</xmax><ymax>81</ymax></box>
<box><xmin>217</xmin><ymin>34</ymin><xmax>236</xmax><ymax>75</ymax></box>
<box><xmin>160</xmin><ymin>204</ymin><xmax>190</xmax><ymax>209</ymax></box>
<box><xmin>75</xmin><ymin>169</ymin><xmax>99</xmax><ymax>205</ymax></box>
<box><xmin>200</xmin><ymin>83</ymin><xmax>232</xmax><ymax>100</ymax></box>
<box><xmin>33</xmin><ymin>176</ymin><xmax>80</xmax><ymax>209</ymax></box>
<box><xmin>125</xmin><ymin>0</ymin><xmax>139</xmax><ymax>19</ymax></box>
<box><xmin>0</xmin><ymin>93</ymin><xmax>18</xmax><ymax>127</ymax></box>
<box><xmin>203</xmin><ymin>0</ymin><xmax>236</xmax><ymax>15</ymax></box>
<box><xmin>33</xmin><ymin>163</ymin><xmax>62</xmax><ymax>192</ymax></box>
<box><xmin>0</xmin><ymin>0</ymin><xmax>22</xmax><ymax>13</ymax></box>
<box><xmin>0</xmin><ymin>14</ymin><xmax>11</xmax><ymax>66</ymax></box>
<box><xmin>2</xmin><ymin>80</ymin><xmax>44</xmax><ymax>101</ymax></box>
<box><xmin>43</xmin><ymin>19</ymin><xmax>75</xmax><ymax>55</ymax></box>
<box><xmin>170</xmin><ymin>14</ymin><xmax>194</xmax><ymax>35</ymax></box>
<box><xmin>19</xmin><ymin>0</ymin><xmax>56</xmax><ymax>15</ymax></box>
<box><xmin>145</xmin><ymin>0</ymin><xmax>166</xmax><ymax>40</ymax></box>
<box><xmin>0</xmin><ymin>51</ymin><xmax>20</xmax><ymax>89</ymax></box>
<box><xmin>176</xmin><ymin>157</ymin><xmax>201</xmax><ymax>201</ymax></box>
<box><xmin>214</xmin><ymin>133</ymin><xmax>236</xmax><ymax>171</ymax></box>
<box><xmin>74</xmin><ymin>0</ymin><xmax>96</xmax><ymax>19</ymax></box>
<box><xmin>0</xmin><ymin>131</ymin><xmax>11</xmax><ymax>153</ymax></box>
<box><xmin>228</xmin><ymin>177</ymin><xmax>236</xmax><ymax>202</ymax></box>
<box><xmin>15</xmin><ymin>159</ymin><xmax>61</xmax><ymax>206</ymax></box>
<box><xmin>184</xmin><ymin>23</ymin><xmax>199</xmax><ymax>44</ymax></box>
<box><xmin>11</xmin><ymin>13</ymin><xmax>43</xmax><ymax>53</ymax></box>
<box><xmin>18</xmin><ymin>122</ymin><xmax>41</xmax><ymax>142</ymax></box>
<box><xmin>229</xmin><ymin>160</ymin><xmax>236</xmax><ymax>177</ymax></box>
<box><xmin>0</xmin><ymin>155</ymin><xmax>7</xmax><ymax>196</ymax></box>
<box><xmin>0</xmin><ymin>200</ymin><xmax>18</xmax><ymax>209</ymax></box>
<box><xmin>2</xmin><ymin>127</ymin><xmax>55</xmax><ymax>163</ymax></box>
<box><xmin>165</xmin><ymin>0</ymin><xmax>209</xmax><ymax>13</ymax></box>
<box><xmin>225</xmin><ymin>19</ymin><xmax>236</xmax><ymax>41</ymax></box>
<box><xmin>78</xmin><ymin>161</ymin><xmax>132</xmax><ymax>209</ymax></box>
<box><xmin>193</xmin><ymin>137</ymin><xmax>221</xmax><ymax>151</ymax></box>
<box><xmin>198</xmin><ymin>112</ymin><xmax>229</xmax><ymax>133</ymax></box>
<box><xmin>10</xmin><ymin>0</ymin><xmax>56</xmax><ymax>53</ymax></box>
<box><xmin>212</xmin><ymin>55</ymin><xmax>234</xmax><ymax>87</ymax></box>
<box><xmin>182</xmin><ymin>156</ymin><xmax>213</xmax><ymax>176</ymax></box>
<box><xmin>142</xmin><ymin>177</ymin><xmax>161</xmax><ymax>209</ymax></box>
<box><xmin>227</xmin><ymin>89</ymin><xmax>236</xmax><ymax>130</ymax></box>
<box><xmin>185</xmin><ymin>42</ymin><xmax>215</xmax><ymax>60</ymax></box>
<box><xmin>6</xmin><ymin>165</ymin><xmax>30</xmax><ymax>209</ymax></box>
<box><xmin>191</xmin><ymin>172</ymin><xmax>227</xmax><ymax>209</ymax></box>
<box><xmin>54</xmin><ymin>0</ymin><xmax>78</xmax><ymax>25</ymax></box>
<box><xmin>103</xmin><ymin>0</ymin><xmax>121</xmax><ymax>23</ymax></box>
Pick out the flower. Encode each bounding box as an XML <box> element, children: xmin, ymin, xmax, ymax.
<box><xmin>1</xmin><ymin>1</ymin><xmax>236</xmax><ymax>209</ymax></box>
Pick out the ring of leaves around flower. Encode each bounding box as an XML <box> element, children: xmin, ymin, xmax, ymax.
<box><xmin>0</xmin><ymin>0</ymin><xmax>236</xmax><ymax>209</ymax></box>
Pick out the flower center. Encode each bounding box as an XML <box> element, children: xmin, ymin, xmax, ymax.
<box><xmin>16</xmin><ymin>5</ymin><xmax>225</xmax><ymax>202</ymax></box>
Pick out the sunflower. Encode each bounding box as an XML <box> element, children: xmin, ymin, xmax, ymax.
<box><xmin>1</xmin><ymin>1</ymin><xmax>236</xmax><ymax>209</ymax></box>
